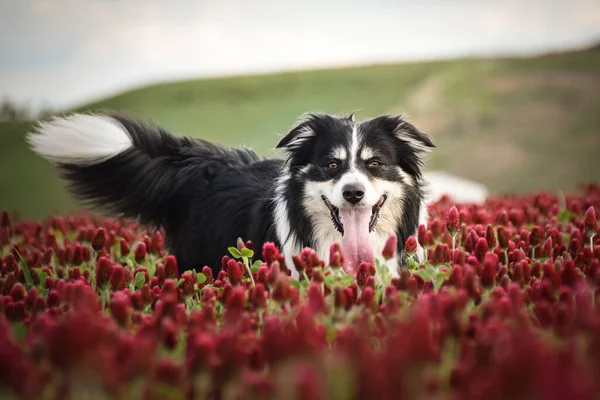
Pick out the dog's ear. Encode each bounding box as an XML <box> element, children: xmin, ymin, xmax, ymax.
<box><xmin>367</xmin><ymin>115</ymin><xmax>435</xmax><ymax>178</ymax></box>
<box><xmin>276</xmin><ymin>113</ymin><xmax>327</xmax><ymax>167</ymax></box>
<box><xmin>381</xmin><ymin>115</ymin><xmax>435</xmax><ymax>153</ymax></box>
<box><xmin>276</xmin><ymin>115</ymin><xmax>317</xmax><ymax>153</ymax></box>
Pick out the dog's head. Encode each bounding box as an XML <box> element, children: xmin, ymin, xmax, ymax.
<box><xmin>276</xmin><ymin>113</ymin><xmax>434</xmax><ymax>274</ymax></box>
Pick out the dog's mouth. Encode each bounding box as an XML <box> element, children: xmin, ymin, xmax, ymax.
<box><xmin>321</xmin><ymin>194</ymin><xmax>387</xmax><ymax>275</ymax></box>
<box><xmin>321</xmin><ymin>194</ymin><xmax>387</xmax><ymax>235</ymax></box>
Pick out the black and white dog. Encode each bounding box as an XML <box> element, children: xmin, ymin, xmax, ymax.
<box><xmin>27</xmin><ymin>112</ymin><xmax>434</xmax><ymax>278</ymax></box>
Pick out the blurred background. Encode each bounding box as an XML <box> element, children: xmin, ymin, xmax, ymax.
<box><xmin>1</xmin><ymin>0</ymin><xmax>599</xmax><ymax>220</ymax></box>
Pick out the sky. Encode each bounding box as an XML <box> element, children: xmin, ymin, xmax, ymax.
<box><xmin>1</xmin><ymin>0</ymin><xmax>599</xmax><ymax>111</ymax></box>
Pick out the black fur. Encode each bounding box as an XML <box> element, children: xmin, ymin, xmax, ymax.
<box><xmin>48</xmin><ymin>112</ymin><xmax>434</xmax><ymax>275</ymax></box>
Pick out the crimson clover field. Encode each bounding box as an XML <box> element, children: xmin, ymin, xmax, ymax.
<box><xmin>1</xmin><ymin>183</ymin><xmax>600</xmax><ymax>400</ymax></box>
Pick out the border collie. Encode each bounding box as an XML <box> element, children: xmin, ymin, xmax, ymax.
<box><xmin>27</xmin><ymin>112</ymin><xmax>434</xmax><ymax>278</ymax></box>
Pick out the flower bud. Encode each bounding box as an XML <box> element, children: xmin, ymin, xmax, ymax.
<box><xmin>109</xmin><ymin>264</ymin><xmax>126</xmax><ymax>291</ymax></box>
<box><xmin>91</xmin><ymin>227</ymin><xmax>106</xmax><ymax>251</ymax></box>
<box><xmin>134</xmin><ymin>242</ymin><xmax>146</xmax><ymax>262</ymax></box>
<box><xmin>407</xmin><ymin>236</ymin><xmax>420</xmax><ymax>256</ymax></box>
<box><xmin>446</xmin><ymin>206</ymin><xmax>460</xmax><ymax>235</ymax></box>
<box><xmin>485</xmin><ymin>224</ymin><xmax>496</xmax><ymax>249</ymax></box>
<box><xmin>151</xmin><ymin>230</ymin><xmax>164</xmax><ymax>253</ymax></box>
<box><xmin>382</xmin><ymin>235</ymin><xmax>398</xmax><ymax>259</ymax></box>
<box><xmin>227</xmin><ymin>259</ymin><xmax>243</xmax><ymax>285</ymax></box>
<box><xmin>119</xmin><ymin>238</ymin><xmax>130</xmax><ymax>256</ymax></box>
<box><xmin>164</xmin><ymin>255</ymin><xmax>178</xmax><ymax>279</ymax></box>
<box><xmin>329</xmin><ymin>243</ymin><xmax>345</xmax><ymax>268</ymax></box>
<box><xmin>262</xmin><ymin>242</ymin><xmax>280</xmax><ymax>265</ymax></box>
<box><xmin>529</xmin><ymin>226</ymin><xmax>542</xmax><ymax>247</ymax></box>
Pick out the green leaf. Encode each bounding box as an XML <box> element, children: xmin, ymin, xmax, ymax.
<box><xmin>326</xmin><ymin>323</ymin><xmax>337</xmax><ymax>343</ymax></box>
<box><xmin>405</xmin><ymin>257</ymin><xmax>420</xmax><ymax>271</ymax></box>
<box><xmin>426</xmin><ymin>264</ymin><xmax>437</xmax><ymax>276</ymax></box>
<box><xmin>35</xmin><ymin>269</ymin><xmax>48</xmax><ymax>288</ymax></box>
<box><xmin>557</xmin><ymin>210</ymin><xmax>573</xmax><ymax>223</ymax></box>
<box><xmin>175</xmin><ymin>278</ymin><xmax>185</xmax><ymax>288</ymax></box>
<box><xmin>434</xmin><ymin>275</ymin><xmax>445</xmax><ymax>292</ymax></box>
<box><xmin>251</xmin><ymin>260</ymin><xmax>262</xmax><ymax>273</ymax></box>
<box><xmin>379</xmin><ymin>269</ymin><xmax>392</xmax><ymax>288</ymax></box>
<box><xmin>290</xmin><ymin>280</ymin><xmax>302</xmax><ymax>290</ymax></box>
<box><xmin>240</xmin><ymin>248</ymin><xmax>254</xmax><ymax>258</ymax></box>
<box><xmin>146</xmin><ymin>262</ymin><xmax>156</xmax><ymax>279</ymax></box>
<box><xmin>464</xmin><ymin>299</ymin><xmax>477</xmax><ymax>316</ymax></box>
<box><xmin>228</xmin><ymin>247</ymin><xmax>243</xmax><ymax>259</ymax></box>
<box><xmin>197</xmin><ymin>272</ymin><xmax>207</xmax><ymax>284</ymax></box>
<box><xmin>100</xmin><ymin>289</ymin><xmax>109</xmax><ymax>310</ymax></box>
<box><xmin>339</xmin><ymin>274</ymin><xmax>354</xmax><ymax>287</ymax></box>
<box><xmin>416</xmin><ymin>269</ymin><xmax>432</xmax><ymax>282</ymax></box>
<box><xmin>10</xmin><ymin>322</ymin><xmax>28</xmax><ymax>341</ymax></box>
<box><xmin>134</xmin><ymin>271</ymin><xmax>146</xmax><ymax>289</ymax></box>
<box><xmin>324</xmin><ymin>274</ymin><xmax>336</xmax><ymax>289</ymax></box>
<box><xmin>14</xmin><ymin>249</ymin><xmax>34</xmax><ymax>288</ymax></box>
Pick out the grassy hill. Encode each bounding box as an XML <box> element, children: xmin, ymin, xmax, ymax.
<box><xmin>1</xmin><ymin>46</ymin><xmax>599</xmax><ymax>219</ymax></box>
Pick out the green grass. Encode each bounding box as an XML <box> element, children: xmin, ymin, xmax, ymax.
<box><xmin>2</xmin><ymin>46</ymin><xmax>599</xmax><ymax>219</ymax></box>
<box><xmin>0</xmin><ymin>121</ymin><xmax>78</xmax><ymax>219</ymax></box>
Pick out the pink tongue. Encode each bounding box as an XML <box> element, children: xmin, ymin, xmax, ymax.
<box><xmin>339</xmin><ymin>208</ymin><xmax>375</xmax><ymax>276</ymax></box>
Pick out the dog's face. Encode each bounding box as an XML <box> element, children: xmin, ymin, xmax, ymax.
<box><xmin>276</xmin><ymin>113</ymin><xmax>434</xmax><ymax>273</ymax></box>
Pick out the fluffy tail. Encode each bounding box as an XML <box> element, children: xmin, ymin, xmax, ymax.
<box><xmin>27</xmin><ymin>113</ymin><xmax>260</xmax><ymax>227</ymax></box>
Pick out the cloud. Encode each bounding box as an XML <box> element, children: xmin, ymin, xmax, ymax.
<box><xmin>1</xmin><ymin>0</ymin><xmax>599</xmax><ymax>110</ymax></box>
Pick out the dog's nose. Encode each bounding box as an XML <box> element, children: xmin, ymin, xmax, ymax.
<box><xmin>342</xmin><ymin>184</ymin><xmax>365</xmax><ymax>204</ymax></box>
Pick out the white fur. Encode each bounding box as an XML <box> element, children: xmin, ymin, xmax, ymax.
<box><xmin>349</xmin><ymin>123</ymin><xmax>360</xmax><ymax>166</ymax></box>
<box><xmin>302</xmin><ymin>179</ymin><xmax>341</xmax><ymax>263</ymax></box>
<box><xmin>360</xmin><ymin>146</ymin><xmax>375</xmax><ymax>160</ymax></box>
<box><xmin>329</xmin><ymin>171</ymin><xmax>379</xmax><ymax>208</ymax></box>
<box><xmin>332</xmin><ymin>147</ymin><xmax>347</xmax><ymax>160</ymax></box>
<box><xmin>273</xmin><ymin>173</ymin><xmax>303</xmax><ymax>279</ymax></box>
<box><xmin>370</xmin><ymin>175</ymin><xmax>405</xmax><ymax>234</ymax></box>
<box><xmin>414</xmin><ymin>199</ymin><xmax>429</xmax><ymax>262</ymax></box>
<box><xmin>396</xmin><ymin>168</ymin><xmax>415</xmax><ymax>186</ymax></box>
<box><xmin>27</xmin><ymin>114</ymin><xmax>133</xmax><ymax>165</ymax></box>
<box><xmin>399</xmin><ymin>135</ymin><xmax>431</xmax><ymax>154</ymax></box>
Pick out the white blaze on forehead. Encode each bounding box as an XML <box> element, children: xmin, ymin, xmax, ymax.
<box><xmin>328</xmin><ymin>123</ymin><xmax>380</xmax><ymax>208</ymax></box>
<box><xmin>349</xmin><ymin>122</ymin><xmax>360</xmax><ymax>167</ymax></box>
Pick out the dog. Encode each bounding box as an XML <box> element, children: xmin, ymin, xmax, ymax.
<box><xmin>27</xmin><ymin>112</ymin><xmax>434</xmax><ymax>278</ymax></box>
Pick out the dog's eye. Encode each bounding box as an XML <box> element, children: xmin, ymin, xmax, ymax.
<box><xmin>328</xmin><ymin>162</ymin><xmax>338</xmax><ymax>169</ymax></box>
<box><xmin>368</xmin><ymin>161</ymin><xmax>381</xmax><ymax>168</ymax></box>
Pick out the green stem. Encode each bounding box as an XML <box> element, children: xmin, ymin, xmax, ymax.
<box><xmin>241</xmin><ymin>256</ymin><xmax>255</xmax><ymax>286</ymax></box>
<box><xmin>303</xmin><ymin>271</ymin><xmax>310</xmax><ymax>282</ymax></box>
